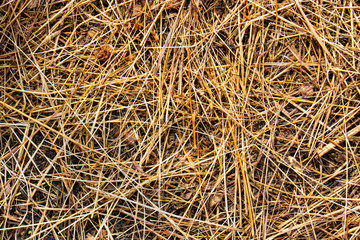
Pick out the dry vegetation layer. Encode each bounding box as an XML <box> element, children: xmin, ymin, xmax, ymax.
<box><xmin>1</xmin><ymin>0</ymin><xmax>360</xmax><ymax>239</ymax></box>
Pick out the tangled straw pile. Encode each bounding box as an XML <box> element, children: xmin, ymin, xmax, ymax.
<box><xmin>1</xmin><ymin>0</ymin><xmax>360</xmax><ymax>239</ymax></box>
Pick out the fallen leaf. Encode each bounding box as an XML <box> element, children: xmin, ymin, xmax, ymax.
<box><xmin>132</xmin><ymin>4</ymin><xmax>142</xmax><ymax>17</ymax></box>
<box><xmin>27</xmin><ymin>0</ymin><xmax>39</xmax><ymax>9</ymax></box>
<box><xmin>214</xmin><ymin>7</ymin><xmax>224</xmax><ymax>18</ymax></box>
<box><xmin>4</xmin><ymin>181</ymin><xmax>11</xmax><ymax>195</ymax></box>
<box><xmin>85</xmin><ymin>233</ymin><xmax>96</xmax><ymax>240</ymax></box>
<box><xmin>41</xmin><ymin>30</ymin><xmax>61</xmax><ymax>45</ymax></box>
<box><xmin>1</xmin><ymin>180</ymin><xmax>12</xmax><ymax>197</ymax></box>
<box><xmin>99</xmin><ymin>229</ymin><xmax>107</xmax><ymax>240</ymax></box>
<box><xmin>95</xmin><ymin>44</ymin><xmax>114</xmax><ymax>61</ymax></box>
<box><xmin>85</xmin><ymin>229</ymin><xmax>107</xmax><ymax>240</ymax></box>
<box><xmin>133</xmin><ymin>161</ymin><xmax>147</xmax><ymax>176</ymax></box>
<box><xmin>298</xmin><ymin>83</ymin><xmax>314</xmax><ymax>97</ymax></box>
<box><xmin>3</xmin><ymin>214</ymin><xmax>22</xmax><ymax>223</ymax></box>
<box><xmin>87</xmin><ymin>30</ymin><xmax>97</xmax><ymax>39</ymax></box>
<box><xmin>181</xmin><ymin>191</ymin><xmax>193</xmax><ymax>200</ymax></box>
<box><xmin>164</xmin><ymin>0</ymin><xmax>183</xmax><ymax>10</ymax></box>
<box><xmin>288</xmin><ymin>156</ymin><xmax>302</xmax><ymax>172</ymax></box>
<box><xmin>124</xmin><ymin>130</ymin><xmax>139</xmax><ymax>146</ymax></box>
<box><xmin>209</xmin><ymin>193</ymin><xmax>223</xmax><ymax>208</ymax></box>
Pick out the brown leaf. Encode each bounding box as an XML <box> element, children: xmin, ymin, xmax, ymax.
<box><xmin>99</xmin><ymin>229</ymin><xmax>107</xmax><ymax>240</ymax></box>
<box><xmin>132</xmin><ymin>4</ymin><xmax>142</xmax><ymax>17</ymax></box>
<box><xmin>182</xmin><ymin>191</ymin><xmax>193</xmax><ymax>200</ymax></box>
<box><xmin>124</xmin><ymin>54</ymin><xmax>136</xmax><ymax>63</ymax></box>
<box><xmin>164</xmin><ymin>0</ymin><xmax>183</xmax><ymax>10</ymax></box>
<box><xmin>133</xmin><ymin>161</ymin><xmax>147</xmax><ymax>176</ymax></box>
<box><xmin>214</xmin><ymin>8</ymin><xmax>224</xmax><ymax>18</ymax></box>
<box><xmin>1</xmin><ymin>180</ymin><xmax>12</xmax><ymax>197</ymax></box>
<box><xmin>95</xmin><ymin>44</ymin><xmax>114</xmax><ymax>61</ymax></box>
<box><xmin>85</xmin><ymin>229</ymin><xmax>107</xmax><ymax>240</ymax></box>
<box><xmin>3</xmin><ymin>214</ymin><xmax>22</xmax><ymax>223</ymax></box>
<box><xmin>74</xmin><ymin>68</ymin><xmax>83</xmax><ymax>76</ymax></box>
<box><xmin>298</xmin><ymin>83</ymin><xmax>314</xmax><ymax>97</ymax></box>
<box><xmin>41</xmin><ymin>30</ymin><xmax>62</xmax><ymax>45</ymax></box>
<box><xmin>27</xmin><ymin>0</ymin><xmax>39</xmax><ymax>9</ymax></box>
<box><xmin>287</xmin><ymin>156</ymin><xmax>303</xmax><ymax>172</ymax></box>
<box><xmin>4</xmin><ymin>181</ymin><xmax>11</xmax><ymax>195</ymax></box>
<box><xmin>209</xmin><ymin>193</ymin><xmax>223</xmax><ymax>208</ymax></box>
<box><xmin>85</xmin><ymin>233</ymin><xmax>96</xmax><ymax>240</ymax></box>
<box><xmin>87</xmin><ymin>30</ymin><xmax>97</xmax><ymax>39</ymax></box>
<box><xmin>124</xmin><ymin>130</ymin><xmax>139</xmax><ymax>146</ymax></box>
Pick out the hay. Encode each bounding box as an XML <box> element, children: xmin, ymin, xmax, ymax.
<box><xmin>1</xmin><ymin>0</ymin><xmax>360</xmax><ymax>239</ymax></box>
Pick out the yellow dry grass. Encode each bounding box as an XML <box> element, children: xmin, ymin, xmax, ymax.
<box><xmin>1</xmin><ymin>0</ymin><xmax>360</xmax><ymax>239</ymax></box>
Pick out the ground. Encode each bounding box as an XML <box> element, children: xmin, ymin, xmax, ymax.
<box><xmin>1</xmin><ymin>0</ymin><xmax>360</xmax><ymax>239</ymax></box>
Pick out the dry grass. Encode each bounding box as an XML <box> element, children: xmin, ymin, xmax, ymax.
<box><xmin>1</xmin><ymin>0</ymin><xmax>360</xmax><ymax>239</ymax></box>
